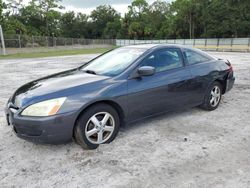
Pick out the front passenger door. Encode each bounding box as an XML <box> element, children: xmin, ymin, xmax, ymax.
<box><xmin>127</xmin><ymin>48</ymin><xmax>193</xmax><ymax>122</ymax></box>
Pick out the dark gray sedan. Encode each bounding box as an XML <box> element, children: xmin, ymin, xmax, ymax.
<box><xmin>5</xmin><ymin>44</ymin><xmax>235</xmax><ymax>149</ymax></box>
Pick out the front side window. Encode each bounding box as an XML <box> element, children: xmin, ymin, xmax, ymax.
<box><xmin>141</xmin><ymin>48</ymin><xmax>183</xmax><ymax>72</ymax></box>
<box><xmin>81</xmin><ymin>47</ymin><xmax>146</xmax><ymax>76</ymax></box>
<box><xmin>184</xmin><ymin>49</ymin><xmax>210</xmax><ymax>65</ymax></box>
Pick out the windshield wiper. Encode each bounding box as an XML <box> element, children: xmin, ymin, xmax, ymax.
<box><xmin>84</xmin><ymin>70</ymin><xmax>97</xmax><ymax>75</ymax></box>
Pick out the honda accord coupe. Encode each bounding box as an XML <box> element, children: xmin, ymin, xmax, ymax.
<box><xmin>5</xmin><ymin>44</ymin><xmax>235</xmax><ymax>149</ymax></box>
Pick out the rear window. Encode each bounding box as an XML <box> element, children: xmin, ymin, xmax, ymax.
<box><xmin>184</xmin><ymin>49</ymin><xmax>212</xmax><ymax>65</ymax></box>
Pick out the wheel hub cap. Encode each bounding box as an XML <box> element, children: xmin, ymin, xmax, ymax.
<box><xmin>85</xmin><ymin>112</ymin><xmax>115</xmax><ymax>144</ymax></box>
<box><xmin>210</xmin><ymin>85</ymin><xmax>221</xmax><ymax>107</ymax></box>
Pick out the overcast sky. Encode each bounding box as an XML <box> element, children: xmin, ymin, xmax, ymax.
<box><xmin>12</xmin><ymin>0</ymin><xmax>162</xmax><ymax>16</ymax></box>
<box><xmin>63</xmin><ymin>0</ymin><xmax>161</xmax><ymax>15</ymax></box>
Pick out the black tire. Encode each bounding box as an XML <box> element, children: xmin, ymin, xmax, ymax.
<box><xmin>74</xmin><ymin>103</ymin><xmax>120</xmax><ymax>150</ymax></box>
<box><xmin>200</xmin><ymin>81</ymin><xmax>222</xmax><ymax>111</ymax></box>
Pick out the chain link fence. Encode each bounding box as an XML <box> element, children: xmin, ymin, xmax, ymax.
<box><xmin>2</xmin><ymin>35</ymin><xmax>250</xmax><ymax>55</ymax></box>
<box><xmin>116</xmin><ymin>38</ymin><xmax>250</xmax><ymax>52</ymax></box>
<box><xmin>0</xmin><ymin>34</ymin><xmax>115</xmax><ymax>55</ymax></box>
<box><xmin>3</xmin><ymin>34</ymin><xmax>115</xmax><ymax>48</ymax></box>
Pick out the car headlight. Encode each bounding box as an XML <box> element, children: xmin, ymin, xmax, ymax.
<box><xmin>21</xmin><ymin>97</ymin><xmax>67</xmax><ymax>117</ymax></box>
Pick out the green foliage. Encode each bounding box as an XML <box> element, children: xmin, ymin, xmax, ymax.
<box><xmin>128</xmin><ymin>0</ymin><xmax>148</xmax><ymax>18</ymax></box>
<box><xmin>3</xmin><ymin>17</ymin><xmax>27</xmax><ymax>34</ymax></box>
<box><xmin>31</xmin><ymin>0</ymin><xmax>63</xmax><ymax>36</ymax></box>
<box><xmin>146</xmin><ymin>1</ymin><xmax>170</xmax><ymax>38</ymax></box>
<box><xmin>103</xmin><ymin>18</ymin><xmax>121</xmax><ymax>39</ymax></box>
<box><xmin>60</xmin><ymin>12</ymin><xmax>88</xmax><ymax>38</ymax></box>
<box><xmin>129</xmin><ymin>22</ymin><xmax>144</xmax><ymax>38</ymax></box>
<box><xmin>90</xmin><ymin>5</ymin><xmax>121</xmax><ymax>38</ymax></box>
<box><xmin>0</xmin><ymin>0</ymin><xmax>3</xmax><ymax>17</ymax></box>
<box><xmin>0</xmin><ymin>0</ymin><xmax>7</xmax><ymax>23</ymax></box>
<box><xmin>1</xmin><ymin>0</ymin><xmax>250</xmax><ymax>39</ymax></box>
<box><xmin>18</xmin><ymin>3</ymin><xmax>44</xmax><ymax>35</ymax></box>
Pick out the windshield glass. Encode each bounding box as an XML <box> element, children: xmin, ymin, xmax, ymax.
<box><xmin>81</xmin><ymin>47</ymin><xmax>146</xmax><ymax>76</ymax></box>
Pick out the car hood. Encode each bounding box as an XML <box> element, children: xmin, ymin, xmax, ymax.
<box><xmin>12</xmin><ymin>69</ymin><xmax>110</xmax><ymax>107</ymax></box>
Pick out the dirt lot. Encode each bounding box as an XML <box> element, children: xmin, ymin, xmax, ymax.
<box><xmin>0</xmin><ymin>52</ymin><xmax>250</xmax><ymax>188</ymax></box>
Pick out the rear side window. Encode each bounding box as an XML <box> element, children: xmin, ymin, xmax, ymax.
<box><xmin>184</xmin><ymin>49</ymin><xmax>210</xmax><ymax>65</ymax></box>
<box><xmin>141</xmin><ymin>48</ymin><xmax>183</xmax><ymax>72</ymax></box>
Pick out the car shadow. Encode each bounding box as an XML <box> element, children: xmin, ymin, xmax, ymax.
<box><xmin>120</xmin><ymin>107</ymin><xmax>199</xmax><ymax>133</ymax></box>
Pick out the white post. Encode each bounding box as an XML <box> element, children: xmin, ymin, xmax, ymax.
<box><xmin>0</xmin><ymin>25</ymin><xmax>6</xmax><ymax>55</ymax></box>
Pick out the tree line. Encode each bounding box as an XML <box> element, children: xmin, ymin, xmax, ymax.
<box><xmin>0</xmin><ymin>0</ymin><xmax>249</xmax><ymax>39</ymax></box>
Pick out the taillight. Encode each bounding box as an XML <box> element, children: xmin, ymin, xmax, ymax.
<box><xmin>229</xmin><ymin>65</ymin><xmax>233</xmax><ymax>72</ymax></box>
<box><xmin>226</xmin><ymin>60</ymin><xmax>233</xmax><ymax>72</ymax></box>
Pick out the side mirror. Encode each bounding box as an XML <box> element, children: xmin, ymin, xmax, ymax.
<box><xmin>137</xmin><ymin>66</ymin><xmax>155</xmax><ymax>77</ymax></box>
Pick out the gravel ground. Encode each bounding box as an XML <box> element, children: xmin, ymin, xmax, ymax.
<box><xmin>0</xmin><ymin>52</ymin><xmax>250</xmax><ymax>188</ymax></box>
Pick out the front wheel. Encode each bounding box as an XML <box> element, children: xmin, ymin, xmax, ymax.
<box><xmin>200</xmin><ymin>81</ymin><xmax>222</xmax><ymax>111</ymax></box>
<box><xmin>74</xmin><ymin>103</ymin><xmax>120</xmax><ymax>150</ymax></box>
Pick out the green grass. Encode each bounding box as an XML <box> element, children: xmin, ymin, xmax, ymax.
<box><xmin>0</xmin><ymin>47</ymin><xmax>115</xmax><ymax>59</ymax></box>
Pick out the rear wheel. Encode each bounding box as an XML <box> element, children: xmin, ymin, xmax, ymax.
<box><xmin>74</xmin><ymin>104</ymin><xmax>120</xmax><ymax>150</ymax></box>
<box><xmin>200</xmin><ymin>81</ymin><xmax>222</xmax><ymax>111</ymax></box>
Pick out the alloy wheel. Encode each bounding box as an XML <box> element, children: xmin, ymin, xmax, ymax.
<box><xmin>85</xmin><ymin>112</ymin><xmax>115</xmax><ymax>144</ymax></box>
<box><xmin>210</xmin><ymin>85</ymin><xmax>221</xmax><ymax>107</ymax></box>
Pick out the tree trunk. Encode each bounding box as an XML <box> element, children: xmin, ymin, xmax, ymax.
<box><xmin>192</xmin><ymin>21</ymin><xmax>195</xmax><ymax>39</ymax></box>
<box><xmin>189</xmin><ymin>12</ymin><xmax>192</xmax><ymax>39</ymax></box>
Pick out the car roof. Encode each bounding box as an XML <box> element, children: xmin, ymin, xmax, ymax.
<box><xmin>123</xmin><ymin>43</ymin><xmax>185</xmax><ymax>50</ymax></box>
<box><xmin>122</xmin><ymin>43</ymin><xmax>216</xmax><ymax>60</ymax></box>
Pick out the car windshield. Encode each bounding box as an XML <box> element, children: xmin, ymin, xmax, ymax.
<box><xmin>81</xmin><ymin>47</ymin><xmax>147</xmax><ymax>76</ymax></box>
